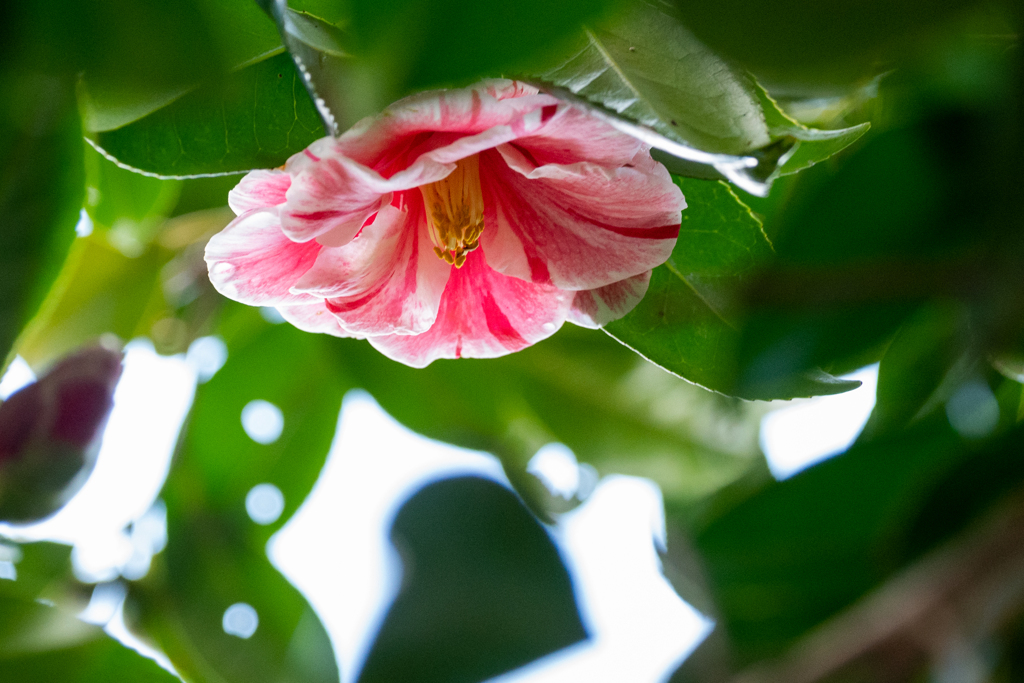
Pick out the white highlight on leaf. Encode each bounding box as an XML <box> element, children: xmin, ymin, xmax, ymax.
<box><xmin>75</xmin><ymin>208</ymin><xmax>94</xmax><ymax>238</ymax></box>
<box><xmin>760</xmin><ymin>364</ymin><xmax>879</xmax><ymax>480</ymax></box>
<box><xmin>222</xmin><ymin>603</ymin><xmax>259</xmax><ymax>639</ymax></box>
<box><xmin>246</xmin><ymin>483</ymin><xmax>285</xmax><ymax>525</ymax></box>
<box><xmin>241</xmin><ymin>400</ymin><xmax>284</xmax><ymax>444</ymax></box>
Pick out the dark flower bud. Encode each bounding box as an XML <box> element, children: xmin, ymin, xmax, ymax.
<box><xmin>0</xmin><ymin>345</ymin><xmax>122</xmax><ymax>523</ymax></box>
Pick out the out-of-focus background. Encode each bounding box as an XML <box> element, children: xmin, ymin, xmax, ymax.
<box><xmin>0</xmin><ymin>0</ymin><xmax>1021</xmax><ymax>682</ymax></box>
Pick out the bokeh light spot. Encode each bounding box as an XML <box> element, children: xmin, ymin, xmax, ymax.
<box><xmin>246</xmin><ymin>483</ymin><xmax>285</xmax><ymax>525</ymax></box>
<box><xmin>186</xmin><ymin>336</ymin><xmax>228</xmax><ymax>383</ymax></box>
<box><xmin>222</xmin><ymin>603</ymin><xmax>259</xmax><ymax>639</ymax></box>
<box><xmin>946</xmin><ymin>380</ymin><xmax>999</xmax><ymax>439</ymax></box>
<box><xmin>241</xmin><ymin>400</ymin><xmax>284</xmax><ymax>444</ymax></box>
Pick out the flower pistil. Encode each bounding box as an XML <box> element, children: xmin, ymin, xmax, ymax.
<box><xmin>420</xmin><ymin>154</ymin><xmax>485</xmax><ymax>267</ymax></box>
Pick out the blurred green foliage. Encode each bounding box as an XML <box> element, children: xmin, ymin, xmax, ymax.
<box><xmin>130</xmin><ymin>321</ymin><xmax>348</xmax><ymax>683</ymax></box>
<box><xmin>93</xmin><ymin>54</ymin><xmax>327</xmax><ymax>177</ymax></box>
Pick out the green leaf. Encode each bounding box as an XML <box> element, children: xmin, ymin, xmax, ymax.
<box><xmin>861</xmin><ymin>303</ymin><xmax>974</xmax><ymax>439</ymax></box>
<box><xmin>283</xmin><ymin>9</ymin><xmax>349</xmax><ymax>58</ymax></box>
<box><xmin>730</xmin><ymin>98</ymin><xmax>988</xmax><ymax>386</ymax></box>
<box><xmin>0</xmin><ymin>596</ymin><xmax>178</xmax><ymax>683</ymax></box>
<box><xmin>0</xmin><ymin>72</ymin><xmax>84</xmax><ymax>368</ymax></box>
<box><xmin>92</xmin><ymin>53</ymin><xmax>326</xmax><ymax>178</ymax></box>
<box><xmin>755</xmin><ymin>85</ymin><xmax>870</xmax><ymax>177</ymax></box>
<box><xmin>690</xmin><ymin>417</ymin><xmax>1024</xmax><ymax>666</ymax></box>
<box><xmin>2</xmin><ymin>636</ymin><xmax>181</xmax><ymax>683</ymax></box>
<box><xmin>0</xmin><ymin>596</ymin><xmax>98</xmax><ymax>658</ymax></box>
<box><xmin>14</xmin><ymin>235</ymin><xmax>168</xmax><ymax>369</ymax></box>
<box><xmin>541</xmin><ymin>0</ymin><xmax>770</xmax><ymax>158</ymax></box>
<box><xmin>358</xmin><ymin>477</ymin><xmax>587</xmax><ymax>683</ymax></box>
<box><xmin>289</xmin><ymin>0</ymin><xmax>349</xmax><ymax>27</ymax></box>
<box><xmin>253</xmin><ymin>0</ymin><xmax>361</xmax><ymax>137</ymax></box>
<box><xmin>176</xmin><ymin>314</ymin><xmax>348</xmax><ymax>512</ymax></box>
<box><xmin>13</xmin><ymin>0</ymin><xmax>283</xmax><ymax>134</ymax></box>
<box><xmin>76</xmin><ymin>0</ymin><xmax>284</xmax><ymax>133</ymax></box>
<box><xmin>84</xmin><ymin>145</ymin><xmax>182</xmax><ymax>252</ymax></box>
<box><xmin>670</xmin><ymin>0</ymin><xmax>991</xmax><ymax>89</ymax></box>
<box><xmin>321</xmin><ymin>322</ymin><xmax>764</xmax><ymax>510</ymax></box>
<box><xmin>604</xmin><ymin>177</ymin><xmax>859</xmax><ymax>400</ymax></box>
<box><xmin>536</xmin><ymin>1</ymin><xmax>877</xmax><ymax>195</ymax></box>
<box><xmin>0</xmin><ymin>542</ymin><xmax>73</xmax><ymax>602</ymax></box>
<box><xmin>135</xmin><ymin>314</ymin><xmax>343</xmax><ymax>683</ymax></box>
<box><xmin>347</xmin><ymin>0</ymin><xmax>614</xmax><ymax>100</ymax></box>
<box><xmin>536</xmin><ymin>0</ymin><xmax>794</xmax><ymax>195</ymax></box>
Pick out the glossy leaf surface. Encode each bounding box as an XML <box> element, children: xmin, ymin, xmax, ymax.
<box><xmin>541</xmin><ymin>0</ymin><xmax>769</xmax><ymax>157</ymax></box>
<box><xmin>605</xmin><ymin>177</ymin><xmax>859</xmax><ymax>399</ymax></box>
<box><xmin>92</xmin><ymin>54</ymin><xmax>326</xmax><ymax>178</ymax></box>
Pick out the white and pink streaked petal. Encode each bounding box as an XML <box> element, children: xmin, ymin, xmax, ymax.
<box><xmin>479</xmin><ymin>146</ymin><xmax>684</xmax><ymax>291</ymax></box>
<box><xmin>368</xmin><ymin>250</ymin><xmax>572</xmax><ymax>368</ymax></box>
<box><xmin>228</xmin><ymin>169</ymin><xmax>292</xmax><ymax>215</ymax></box>
<box><xmin>205</xmin><ymin>209</ymin><xmax>321</xmax><ymax>306</ymax></box>
<box><xmin>282</xmin><ymin>122</ymin><xmax>543</xmax><ymax>247</ymax></box>
<box><xmin>276</xmin><ymin>302</ymin><xmax>362</xmax><ymax>338</ymax></box>
<box><xmin>513</xmin><ymin>105</ymin><xmax>644</xmax><ymax>167</ymax></box>
<box><xmin>328</xmin><ymin>80</ymin><xmax>559</xmax><ymax>169</ymax></box>
<box><xmin>291</xmin><ymin>198</ymin><xmax>450</xmax><ymax>337</ymax></box>
<box><xmin>567</xmin><ymin>271</ymin><xmax>652</xmax><ymax>329</ymax></box>
<box><xmin>281</xmin><ymin>153</ymin><xmax>431</xmax><ymax>245</ymax></box>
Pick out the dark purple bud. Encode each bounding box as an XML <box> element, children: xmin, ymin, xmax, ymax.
<box><xmin>0</xmin><ymin>345</ymin><xmax>122</xmax><ymax>522</ymax></box>
<box><xmin>0</xmin><ymin>382</ymin><xmax>42</xmax><ymax>464</ymax></box>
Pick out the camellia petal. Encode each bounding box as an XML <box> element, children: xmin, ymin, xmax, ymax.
<box><xmin>567</xmin><ymin>271</ymin><xmax>653</xmax><ymax>329</ymax></box>
<box><xmin>281</xmin><ymin>152</ymin><xmax>429</xmax><ymax>245</ymax></box>
<box><xmin>228</xmin><ymin>169</ymin><xmax>291</xmax><ymax>215</ymax></box>
<box><xmin>368</xmin><ymin>250</ymin><xmax>572</xmax><ymax>367</ymax></box>
<box><xmin>291</xmin><ymin>198</ymin><xmax>451</xmax><ymax>337</ymax></box>
<box><xmin>281</xmin><ymin>103</ymin><xmax>558</xmax><ymax>246</ymax></box>
<box><xmin>206</xmin><ymin>209</ymin><xmax>322</xmax><ymax>306</ymax></box>
<box><xmin>275</xmin><ymin>302</ymin><xmax>361</xmax><ymax>338</ymax></box>
<box><xmin>513</xmin><ymin>104</ymin><xmax>644</xmax><ymax>167</ymax></box>
<box><xmin>332</xmin><ymin>80</ymin><xmax>559</xmax><ymax>171</ymax></box>
<box><xmin>480</xmin><ymin>145</ymin><xmax>683</xmax><ymax>291</ymax></box>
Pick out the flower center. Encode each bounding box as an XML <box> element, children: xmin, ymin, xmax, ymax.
<box><xmin>419</xmin><ymin>155</ymin><xmax>485</xmax><ymax>268</ymax></box>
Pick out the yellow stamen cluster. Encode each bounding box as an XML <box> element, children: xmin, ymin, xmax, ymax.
<box><xmin>419</xmin><ymin>155</ymin><xmax>485</xmax><ymax>268</ymax></box>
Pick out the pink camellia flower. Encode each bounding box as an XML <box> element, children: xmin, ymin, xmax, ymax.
<box><xmin>206</xmin><ymin>80</ymin><xmax>685</xmax><ymax>367</ymax></box>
